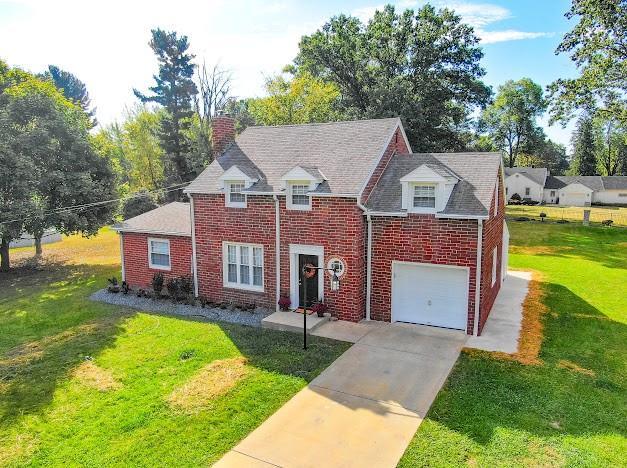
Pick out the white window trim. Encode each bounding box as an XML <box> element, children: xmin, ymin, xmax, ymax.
<box><xmin>225</xmin><ymin>181</ymin><xmax>247</xmax><ymax>208</ymax></box>
<box><xmin>408</xmin><ymin>182</ymin><xmax>438</xmax><ymax>213</ymax></box>
<box><xmin>222</xmin><ymin>241</ymin><xmax>264</xmax><ymax>292</ymax></box>
<box><xmin>491</xmin><ymin>247</ymin><xmax>497</xmax><ymax>286</ymax></box>
<box><xmin>286</xmin><ymin>182</ymin><xmax>312</xmax><ymax>211</ymax></box>
<box><xmin>495</xmin><ymin>181</ymin><xmax>499</xmax><ymax>215</ymax></box>
<box><xmin>148</xmin><ymin>237</ymin><xmax>171</xmax><ymax>271</ymax></box>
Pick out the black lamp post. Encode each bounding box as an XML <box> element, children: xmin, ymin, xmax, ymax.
<box><xmin>301</xmin><ymin>263</ymin><xmax>341</xmax><ymax>350</ymax></box>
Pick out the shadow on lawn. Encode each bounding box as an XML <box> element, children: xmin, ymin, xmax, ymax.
<box><xmin>433</xmin><ymin>282</ymin><xmax>626</xmax><ymax>445</ymax></box>
<box><xmin>0</xmin><ymin>263</ymin><xmax>132</xmax><ymax>426</ymax></box>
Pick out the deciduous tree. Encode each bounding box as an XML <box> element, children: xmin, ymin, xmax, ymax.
<box><xmin>295</xmin><ymin>4</ymin><xmax>491</xmax><ymax>151</ymax></box>
<box><xmin>480</xmin><ymin>78</ymin><xmax>547</xmax><ymax>167</ymax></box>
<box><xmin>548</xmin><ymin>0</ymin><xmax>627</xmax><ymax>124</ymax></box>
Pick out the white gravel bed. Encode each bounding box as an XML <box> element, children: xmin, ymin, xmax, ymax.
<box><xmin>90</xmin><ymin>289</ymin><xmax>272</xmax><ymax>327</ymax></box>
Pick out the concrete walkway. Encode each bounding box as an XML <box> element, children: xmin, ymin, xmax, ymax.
<box><xmin>214</xmin><ymin>324</ymin><xmax>466</xmax><ymax>468</ymax></box>
<box><xmin>466</xmin><ymin>270</ymin><xmax>531</xmax><ymax>353</ymax></box>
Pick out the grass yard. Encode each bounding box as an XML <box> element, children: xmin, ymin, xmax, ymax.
<box><xmin>506</xmin><ymin>204</ymin><xmax>627</xmax><ymax>226</ymax></box>
<box><xmin>0</xmin><ymin>229</ymin><xmax>349</xmax><ymax>467</ymax></box>
<box><xmin>399</xmin><ymin>222</ymin><xmax>627</xmax><ymax>467</ymax></box>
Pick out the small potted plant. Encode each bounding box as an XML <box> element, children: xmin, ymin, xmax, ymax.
<box><xmin>107</xmin><ymin>277</ymin><xmax>120</xmax><ymax>293</ymax></box>
<box><xmin>278</xmin><ymin>296</ymin><xmax>291</xmax><ymax>311</ymax></box>
<box><xmin>311</xmin><ymin>302</ymin><xmax>328</xmax><ymax>318</ymax></box>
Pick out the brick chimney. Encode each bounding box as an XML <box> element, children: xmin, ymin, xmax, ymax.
<box><xmin>212</xmin><ymin>113</ymin><xmax>236</xmax><ymax>156</ymax></box>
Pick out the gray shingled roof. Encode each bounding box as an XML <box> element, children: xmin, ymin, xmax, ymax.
<box><xmin>601</xmin><ymin>176</ymin><xmax>627</xmax><ymax>190</ymax></box>
<box><xmin>184</xmin><ymin>118</ymin><xmax>403</xmax><ymax>195</ymax></box>
<box><xmin>504</xmin><ymin>167</ymin><xmax>548</xmax><ymax>186</ymax></box>
<box><xmin>366</xmin><ymin>152</ymin><xmax>502</xmax><ymax>218</ymax></box>
<box><xmin>545</xmin><ymin>176</ymin><xmax>603</xmax><ymax>191</ymax></box>
<box><xmin>113</xmin><ymin>202</ymin><xmax>191</xmax><ymax>236</ymax></box>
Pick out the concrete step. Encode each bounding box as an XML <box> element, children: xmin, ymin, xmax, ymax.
<box><xmin>262</xmin><ymin>311</ymin><xmax>329</xmax><ymax>334</ymax></box>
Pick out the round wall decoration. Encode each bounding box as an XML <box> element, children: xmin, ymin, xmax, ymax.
<box><xmin>327</xmin><ymin>258</ymin><xmax>346</xmax><ymax>277</ymax></box>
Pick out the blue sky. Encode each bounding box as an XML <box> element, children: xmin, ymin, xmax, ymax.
<box><xmin>0</xmin><ymin>0</ymin><xmax>577</xmax><ymax>147</ymax></box>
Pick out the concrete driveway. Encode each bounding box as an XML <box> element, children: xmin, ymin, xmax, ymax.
<box><xmin>214</xmin><ymin>323</ymin><xmax>466</xmax><ymax>468</ymax></box>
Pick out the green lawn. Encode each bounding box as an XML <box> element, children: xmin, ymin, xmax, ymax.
<box><xmin>506</xmin><ymin>204</ymin><xmax>627</xmax><ymax>226</ymax></box>
<box><xmin>0</xmin><ymin>229</ymin><xmax>349</xmax><ymax>467</ymax></box>
<box><xmin>399</xmin><ymin>222</ymin><xmax>627</xmax><ymax>467</ymax></box>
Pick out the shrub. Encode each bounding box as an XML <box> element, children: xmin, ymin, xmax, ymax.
<box><xmin>122</xmin><ymin>190</ymin><xmax>158</xmax><ymax>220</ymax></box>
<box><xmin>539</xmin><ymin>212</ymin><xmax>547</xmax><ymax>222</ymax></box>
<box><xmin>510</xmin><ymin>193</ymin><xmax>521</xmax><ymax>201</ymax></box>
<box><xmin>121</xmin><ymin>281</ymin><xmax>131</xmax><ymax>294</ymax></box>
<box><xmin>278</xmin><ymin>296</ymin><xmax>291</xmax><ymax>311</ymax></box>
<box><xmin>152</xmin><ymin>272</ymin><xmax>164</xmax><ymax>296</ymax></box>
<box><xmin>601</xmin><ymin>219</ymin><xmax>614</xmax><ymax>227</ymax></box>
<box><xmin>179</xmin><ymin>276</ymin><xmax>193</xmax><ymax>296</ymax></box>
<box><xmin>515</xmin><ymin>216</ymin><xmax>530</xmax><ymax>222</ymax></box>
<box><xmin>166</xmin><ymin>277</ymin><xmax>180</xmax><ymax>300</ymax></box>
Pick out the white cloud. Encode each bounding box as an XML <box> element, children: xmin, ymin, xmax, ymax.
<box><xmin>479</xmin><ymin>30</ymin><xmax>553</xmax><ymax>44</ymax></box>
<box><xmin>351</xmin><ymin>1</ymin><xmax>551</xmax><ymax>45</ymax></box>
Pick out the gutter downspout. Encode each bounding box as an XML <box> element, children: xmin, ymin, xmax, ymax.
<box><xmin>190</xmin><ymin>197</ymin><xmax>199</xmax><ymax>297</ymax></box>
<box><xmin>473</xmin><ymin>219</ymin><xmax>483</xmax><ymax>336</ymax></box>
<box><xmin>119</xmin><ymin>234</ymin><xmax>126</xmax><ymax>282</ymax></box>
<box><xmin>357</xmin><ymin>201</ymin><xmax>372</xmax><ymax>321</ymax></box>
<box><xmin>273</xmin><ymin>195</ymin><xmax>281</xmax><ymax>312</ymax></box>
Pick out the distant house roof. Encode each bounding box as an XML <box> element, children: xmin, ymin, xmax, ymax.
<box><xmin>366</xmin><ymin>152</ymin><xmax>502</xmax><ymax>218</ymax></box>
<box><xmin>545</xmin><ymin>176</ymin><xmax>605</xmax><ymax>191</ymax></box>
<box><xmin>113</xmin><ymin>202</ymin><xmax>191</xmax><ymax>237</ymax></box>
<box><xmin>504</xmin><ymin>167</ymin><xmax>548</xmax><ymax>186</ymax></box>
<box><xmin>184</xmin><ymin>118</ymin><xmax>407</xmax><ymax>196</ymax></box>
<box><xmin>601</xmin><ymin>176</ymin><xmax>627</xmax><ymax>190</ymax></box>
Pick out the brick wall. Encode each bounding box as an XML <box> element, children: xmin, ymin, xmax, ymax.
<box><xmin>192</xmin><ymin>193</ymin><xmax>366</xmax><ymax>321</ymax></box>
<box><xmin>369</xmin><ymin>215</ymin><xmax>479</xmax><ymax>333</ymax></box>
<box><xmin>478</xmin><ymin>169</ymin><xmax>505</xmax><ymax>334</ymax></box>
<box><xmin>361</xmin><ymin>127</ymin><xmax>410</xmax><ymax>204</ymax></box>
<box><xmin>121</xmin><ymin>232</ymin><xmax>193</xmax><ymax>288</ymax></box>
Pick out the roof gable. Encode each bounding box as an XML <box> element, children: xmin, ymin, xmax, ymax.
<box><xmin>504</xmin><ymin>167</ymin><xmax>548</xmax><ymax>186</ymax></box>
<box><xmin>185</xmin><ymin>118</ymin><xmax>403</xmax><ymax>196</ymax></box>
<box><xmin>366</xmin><ymin>152</ymin><xmax>501</xmax><ymax>218</ymax></box>
<box><xmin>399</xmin><ymin>164</ymin><xmax>457</xmax><ymax>183</ymax></box>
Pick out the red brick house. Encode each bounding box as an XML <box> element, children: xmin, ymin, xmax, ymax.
<box><xmin>115</xmin><ymin>117</ymin><xmax>507</xmax><ymax>335</ymax></box>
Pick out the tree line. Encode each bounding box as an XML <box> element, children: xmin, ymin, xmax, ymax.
<box><xmin>2</xmin><ymin>0</ymin><xmax>625</xmax><ymax>270</ymax></box>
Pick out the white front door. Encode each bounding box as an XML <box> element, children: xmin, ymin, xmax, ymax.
<box><xmin>391</xmin><ymin>262</ymin><xmax>469</xmax><ymax>330</ymax></box>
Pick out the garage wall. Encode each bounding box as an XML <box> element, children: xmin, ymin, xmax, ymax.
<box><xmin>369</xmin><ymin>215</ymin><xmax>478</xmax><ymax>333</ymax></box>
<box><xmin>479</xmin><ymin>173</ymin><xmax>505</xmax><ymax>334</ymax></box>
<box><xmin>121</xmin><ymin>232</ymin><xmax>193</xmax><ymax>288</ymax></box>
<box><xmin>593</xmin><ymin>190</ymin><xmax>627</xmax><ymax>205</ymax></box>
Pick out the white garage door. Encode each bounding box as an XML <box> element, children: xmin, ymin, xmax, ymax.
<box><xmin>560</xmin><ymin>193</ymin><xmax>587</xmax><ymax>206</ymax></box>
<box><xmin>392</xmin><ymin>262</ymin><xmax>469</xmax><ymax>330</ymax></box>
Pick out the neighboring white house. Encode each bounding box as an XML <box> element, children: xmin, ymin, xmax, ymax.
<box><xmin>504</xmin><ymin>167</ymin><xmax>548</xmax><ymax>203</ymax></box>
<box><xmin>506</xmin><ymin>167</ymin><xmax>627</xmax><ymax>206</ymax></box>
<box><xmin>545</xmin><ymin>176</ymin><xmax>627</xmax><ymax>206</ymax></box>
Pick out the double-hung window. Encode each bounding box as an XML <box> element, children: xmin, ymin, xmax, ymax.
<box><xmin>148</xmin><ymin>238</ymin><xmax>170</xmax><ymax>270</ymax></box>
<box><xmin>224</xmin><ymin>242</ymin><xmax>264</xmax><ymax>291</ymax></box>
<box><xmin>525</xmin><ymin>187</ymin><xmax>531</xmax><ymax>196</ymax></box>
<box><xmin>288</xmin><ymin>183</ymin><xmax>310</xmax><ymax>210</ymax></box>
<box><xmin>413</xmin><ymin>185</ymin><xmax>436</xmax><ymax>208</ymax></box>
<box><xmin>226</xmin><ymin>181</ymin><xmax>246</xmax><ymax>208</ymax></box>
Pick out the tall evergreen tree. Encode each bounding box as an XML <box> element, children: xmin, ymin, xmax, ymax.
<box><xmin>134</xmin><ymin>29</ymin><xmax>198</xmax><ymax>184</ymax></box>
<box><xmin>571</xmin><ymin>115</ymin><xmax>598</xmax><ymax>175</ymax></box>
<box><xmin>44</xmin><ymin>65</ymin><xmax>97</xmax><ymax>127</ymax></box>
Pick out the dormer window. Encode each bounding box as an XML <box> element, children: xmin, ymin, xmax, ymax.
<box><xmin>413</xmin><ymin>185</ymin><xmax>436</xmax><ymax>208</ymax></box>
<box><xmin>287</xmin><ymin>183</ymin><xmax>311</xmax><ymax>210</ymax></box>
<box><xmin>400</xmin><ymin>164</ymin><xmax>459</xmax><ymax>214</ymax></box>
<box><xmin>219</xmin><ymin>165</ymin><xmax>259</xmax><ymax>208</ymax></box>
<box><xmin>226</xmin><ymin>181</ymin><xmax>246</xmax><ymax>208</ymax></box>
